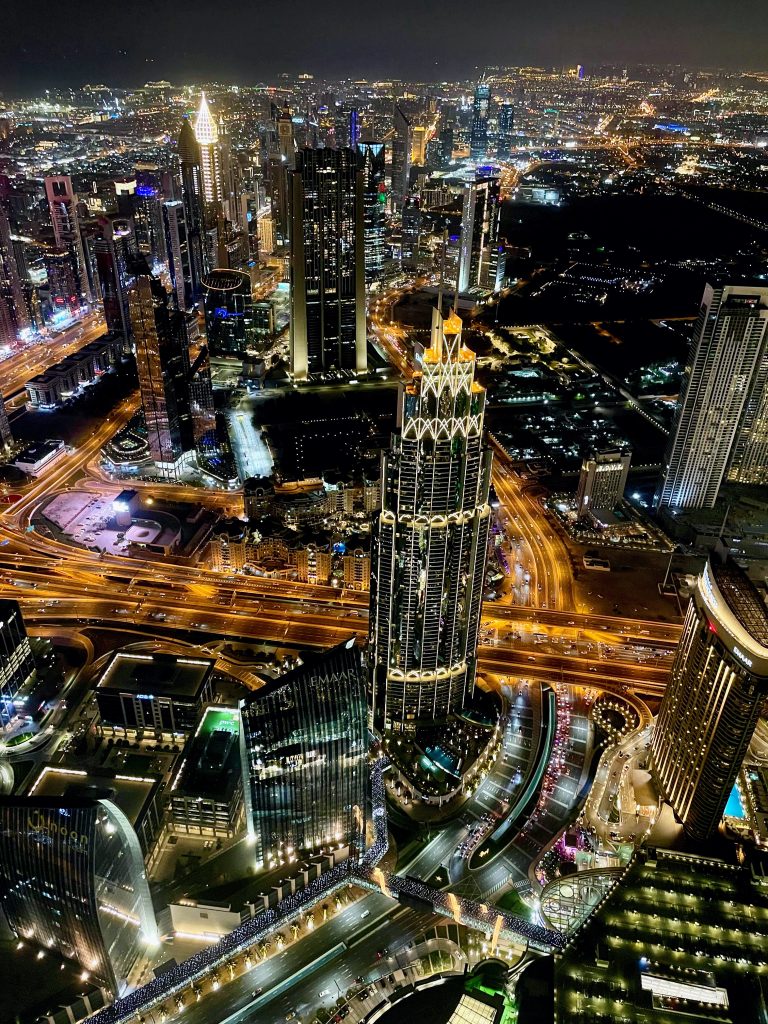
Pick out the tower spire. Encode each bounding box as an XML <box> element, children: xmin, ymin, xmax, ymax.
<box><xmin>194</xmin><ymin>91</ymin><xmax>218</xmax><ymax>146</ymax></box>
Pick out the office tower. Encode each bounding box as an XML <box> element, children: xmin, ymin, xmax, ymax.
<box><xmin>131</xmin><ymin>167</ymin><xmax>167</xmax><ymax>264</ymax></box>
<box><xmin>45</xmin><ymin>248</ymin><xmax>82</xmax><ymax>318</ymax></box>
<box><xmin>391</xmin><ymin>104</ymin><xmax>412</xmax><ymax>210</ymax></box>
<box><xmin>202</xmin><ymin>268</ymin><xmax>257</xmax><ymax>357</ymax></box>
<box><xmin>401</xmin><ymin>197</ymin><xmax>421</xmax><ymax>272</ymax></box>
<box><xmin>458</xmin><ymin>166</ymin><xmax>502</xmax><ymax>293</ymax></box>
<box><xmin>188</xmin><ymin>343</ymin><xmax>218</xmax><ymax>463</ymax></box>
<box><xmin>0</xmin><ymin>397</ymin><xmax>11</xmax><ymax>453</ymax></box>
<box><xmin>0</xmin><ymin>200</ymin><xmax>29</xmax><ymax>343</ymax></box>
<box><xmin>357</xmin><ymin>142</ymin><xmax>387</xmax><ymax>283</ymax></box>
<box><xmin>655</xmin><ymin>285</ymin><xmax>768</xmax><ymax>510</ymax></box>
<box><xmin>411</xmin><ymin>125</ymin><xmax>429</xmax><ymax>166</ymax></box>
<box><xmin>470</xmin><ymin>81</ymin><xmax>491</xmax><ymax>160</ymax></box>
<box><xmin>349</xmin><ymin>107</ymin><xmax>360</xmax><ymax>150</ymax></box>
<box><xmin>276</xmin><ymin>102</ymin><xmax>295</xmax><ymax>167</ymax></box>
<box><xmin>575</xmin><ymin>449</ymin><xmax>631</xmax><ymax>516</ymax></box>
<box><xmin>369</xmin><ymin>305</ymin><xmax>492</xmax><ymax>732</ymax></box>
<box><xmin>177</xmin><ymin>116</ymin><xmax>207</xmax><ymax>291</ymax></box>
<box><xmin>0</xmin><ymin>599</ymin><xmax>35</xmax><ymax>725</ymax></box>
<box><xmin>438</xmin><ymin>125</ymin><xmax>455</xmax><ymax>168</ymax></box>
<box><xmin>289</xmin><ymin>147</ymin><xmax>366</xmax><ymax>378</ymax></box>
<box><xmin>44</xmin><ymin>175</ymin><xmax>91</xmax><ymax>301</ymax></box>
<box><xmin>194</xmin><ymin>92</ymin><xmax>224</xmax><ymax>209</ymax></box>
<box><xmin>162</xmin><ymin>200</ymin><xmax>192</xmax><ymax>311</ymax></box>
<box><xmin>91</xmin><ymin>215</ymin><xmax>134</xmax><ymax>341</ymax></box>
<box><xmin>0</xmin><ymin>793</ymin><xmax>158</xmax><ymax>995</ymax></box>
<box><xmin>239</xmin><ymin>640</ymin><xmax>369</xmax><ymax>866</ymax></box>
<box><xmin>129</xmin><ymin>271</ymin><xmax>193</xmax><ymax>476</ymax></box>
<box><xmin>496</xmin><ymin>102</ymin><xmax>514</xmax><ymax>160</ymax></box>
<box><xmin>651</xmin><ymin>557</ymin><xmax>768</xmax><ymax>840</ymax></box>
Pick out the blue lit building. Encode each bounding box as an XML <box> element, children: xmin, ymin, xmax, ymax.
<box><xmin>202</xmin><ymin>268</ymin><xmax>258</xmax><ymax>357</ymax></box>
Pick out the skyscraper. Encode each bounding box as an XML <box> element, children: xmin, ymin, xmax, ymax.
<box><xmin>0</xmin><ymin>793</ymin><xmax>158</xmax><ymax>995</ymax></box>
<box><xmin>391</xmin><ymin>104</ymin><xmax>412</xmax><ymax>210</ymax></box>
<box><xmin>655</xmin><ymin>284</ymin><xmax>768</xmax><ymax>510</ymax></box>
<box><xmin>0</xmin><ymin>599</ymin><xmax>35</xmax><ymax>726</ymax></box>
<box><xmin>651</xmin><ymin>556</ymin><xmax>768</xmax><ymax>840</ymax></box>
<box><xmin>194</xmin><ymin>92</ymin><xmax>224</xmax><ymax>209</ymax></box>
<box><xmin>162</xmin><ymin>199</ymin><xmax>193</xmax><ymax>311</ymax></box>
<box><xmin>90</xmin><ymin>215</ymin><xmax>134</xmax><ymax>342</ymax></box>
<box><xmin>458</xmin><ymin>166</ymin><xmax>502</xmax><ymax>294</ymax></box>
<box><xmin>129</xmin><ymin>271</ymin><xmax>193</xmax><ymax>476</ymax></box>
<box><xmin>575</xmin><ymin>449</ymin><xmax>631</xmax><ymax>516</ymax></box>
<box><xmin>289</xmin><ymin>147</ymin><xmax>366</xmax><ymax>378</ymax></box>
<box><xmin>202</xmin><ymin>268</ymin><xmax>258</xmax><ymax>357</ymax></box>
<box><xmin>177</xmin><ymin>116</ymin><xmax>207</xmax><ymax>291</ymax></box>
<box><xmin>357</xmin><ymin>142</ymin><xmax>387</xmax><ymax>283</ymax></box>
<box><xmin>44</xmin><ymin>175</ymin><xmax>91</xmax><ymax>302</ymax></box>
<box><xmin>369</xmin><ymin>304</ymin><xmax>492</xmax><ymax>732</ymax></box>
<box><xmin>0</xmin><ymin>199</ymin><xmax>29</xmax><ymax>343</ymax></box>
<box><xmin>470</xmin><ymin>82</ymin><xmax>491</xmax><ymax>161</ymax></box>
<box><xmin>496</xmin><ymin>102</ymin><xmax>514</xmax><ymax>161</ymax></box>
<box><xmin>239</xmin><ymin>640</ymin><xmax>369</xmax><ymax>867</ymax></box>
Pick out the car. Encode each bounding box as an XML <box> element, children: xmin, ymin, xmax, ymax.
<box><xmin>285</xmin><ymin>1013</ymin><xmax>296</xmax><ymax>1022</ymax></box>
<box><xmin>360</xmin><ymin>909</ymin><xmax>370</xmax><ymax>919</ymax></box>
<box><xmin>251</xmin><ymin>989</ymin><xmax>263</xmax><ymax>998</ymax></box>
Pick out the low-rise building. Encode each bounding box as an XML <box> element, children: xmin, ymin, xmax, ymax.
<box><xmin>343</xmin><ymin>548</ymin><xmax>371</xmax><ymax>591</ymax></box>
<box><xmin>296</xmin><ymin>543</ymin><xmax>332</xmax><ymax>584</ymax></box>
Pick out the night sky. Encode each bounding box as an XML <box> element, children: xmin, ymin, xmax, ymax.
<box><xmin>2</xmin><ymin>0</ymin><xmax>767</xmax><ymax>93</ymax></box>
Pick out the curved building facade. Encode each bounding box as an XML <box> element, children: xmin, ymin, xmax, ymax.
<box><xmin>202</xmin><ymin>268</ymin><xmax>257</xmax><ymax>357</ymax></box>
<box><xmin>651</xmin><ymin>557</ymin><xmax>768</xmax><ymax>840</ymax></box>
<box><xmin>369</xmin><ymin>306</ymin><xmax>492</xmax><ymax>732</ymax></box>
<box><xmin>0</xmin><ymin>795</ymin><xmax>158</xmax><ymax>995</ymax></box>
<box><xmin>239</xmin><ymin>641</ymin><xmax>368</xmax><ymax>868</ymax></box>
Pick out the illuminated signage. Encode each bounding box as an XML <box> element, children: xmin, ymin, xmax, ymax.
<box><xmin>28</xmin><ymin>810</ymin><xmax>89</xmax><ymax>849</ymax></box>
<box><xmin>733</xmin><ymin>646</ymin><xmax>753</xmax><ymax>669</ymax></box>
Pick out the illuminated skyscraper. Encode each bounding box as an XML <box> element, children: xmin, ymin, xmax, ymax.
<box><xmin>656</xmin><ymin>284</ymin><xmax>768</xmax><ymax>510</ymax></box>
<box><xmin>651</xmin><ymin>557</ymin><xmax>768</xmax><ymax>840</ymax></box>
<box><xmin>496</xmin><ymin>102</ymin><xmax>514</xmax><ymax>160</ymax></box>
<box><xmin>458</xmin><ymin>166</ymin><xmax>502</xmax><ymax>293</ymax></box>
<box><xmin>90</xmin><ymin>215</ymin><xmax>134</xmax><ymax>342</ymax></box>
<box><xmin>469</xmin><ymin>81</ymin><xmax>491</xmax><ymax>161</ymax></box>
<box><xmin>129</xmin><ymin>271</ymin><xmax>193</xmax><ymax>476</ymax></box>
<box><xmin>0</xmin><ymin>793</ymin><xmax>158</xmax><ymax>995</ymax></box>
<box><xmin>289</xmin><ymin>147</ymin><xmax>366</xmax><ymax>378</ymax></box>
<box><xmin>391</xmin><ymin>104</ymin><xmax>412</xmax><ymax>210</ymax></box>
<box><xmin>575</xmin><ymin>449</ymin><xmax>631</xmax><ymax>516</ymax></box>
<box><xmin>177</xmin><ymin>116</ymin><xmax>207</xmax><ymax>289</ymax></box>
<box><xmin>202</xmin><ymin>268</ymin><xmax>258</xmax><ymax>357</ymax></box>
<box><xmin>276</xmin><ymin>102</ymin><xmax>295</xmax><ymax>167</ymax></box>
<box><xmin>194</xmin><ymin>92</ymin><xmax>224</xmax><ymax>208</ymax></box>
<box><xmin>162</xmin><ymin>199</ymin><xmax>193</xmax><ymax>311</ymax></box>
<box><xmin>0</xmin><ymin>598</ymin><xmax>35</xmax><ymax>725</ymax></box>
<box><xmin>369</xmin><ymin>305</ymin><xmax>492</xmax><ymax>731</ymax></box>
<box><xmin>44</xmin><ymin>175</ymin><xmax>91</xmax><ymax>301</ymax></box>
<box><xmin>239</xmin><ymin>640</ymin><xmax>368</xmax><ymax>866</ymax></box>
<box><xmin>357</xmin><ymin>142</ymin><xmax>387</xmax><ymax>283</ymax></box>
<box><xmin>0</xmin><ymin>200</ymin><xmax>29</xmax><ymax>343</ymax></box>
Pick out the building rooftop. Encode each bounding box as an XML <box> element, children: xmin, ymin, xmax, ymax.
<box><xmin>172</xmin><ymin>706</ymin><xmax>240</xmax><ymax>802</ymax></box>
<box><xmin>98</xmin><ymin>651</ymin><xmax>215</xmax><ymax>700</ymax></box>
<box><xmin>28</xmin><ymin>765</ymin><xmax>160</xmax><ymax>830</ymax></box>
<box><xmin>710</xmin><ymin>558</ymin><xmax>768</xmax><ymax>647</ymax></box>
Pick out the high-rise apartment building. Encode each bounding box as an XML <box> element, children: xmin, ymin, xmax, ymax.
<box><xmin>0</xmin><ymin>598</ymin><xmax>35</xmax><ymax>726</ymax></box>
<box><xmin>0</xmin><ymin>794</ymin><xmax>158</xmax><ymax>994</ymax></box>
<box><xmin>575</xmin><ymin>449</ymin><xmax>631</xmax><ymax>516</ymax></box>
<box><xmin>651</xmin><ymin>557</ymin><xmax>768</xmax><ymax>840</ymax></box>
<box><xmin>458</xmin><ymin>166</ymin><xmax>502</xmax><ymax>294</ymax></box>
<box><xmin>470</xmin><ymin>82</ymin><xmax>491</xmax><ymax>161</ymax></box>
<box><xmin>0</xmin><ymin>200</ymin><xmax>29</xmax><ymax>343</ymax></box>
<box><xmin>202</xmin><ymin>268</ymin><xmax>258</xmax><ymax>357</ymax></box>
<box><xmin>239</xmin><ymin>640</ymin><xmax>369</xmax><ymax>867</ymax></box>
<box><xmin>289</xmin><ymin>147</ymin><xmax>366</xmax><ymax>378</ymax></box>
<box><xmin>162</xmin><ymin>200</ymin><xmax>193</xmax><ymax>311</ymax></box>
<box><xmin>129</xmin><ymin>272</ymin><xmax>193</xmax><ymax>476</ymax></box>
<box><xmin>44</xmin><ymin>175</ymin><xmax>91</xmax><ymax>301</ymax></box>
<box><xmin>656</xmin><ymin>284</ymin><xmax>768</xmax><ymax>510</ymax></box>
<box><xmin>90</xmin><ymin>215</ymin><xmax>134</xmax><ymax>342</ymax></box>
<box><xmin>177</xmin><ymin>117</ymin><xmax>207</xmax><ymax>292</ymax></box>
<box><xmin>391</xmin><ymin>104</ymin><xmax>412</xmax><ymax>210</ymax></box>
<box><xmin>369</xmin><ymin>305</ymin><xmax>492</xmax><ymax>732</ymax></box>
<box><xmin>357</xmin><ymin>142</ymin><xmax>387</xmax><ymax>283</ymax></box>
<box><xmin>496</xmin><ymin>103</ymin><xmax>514</xmax><ymax>160</ymax></box>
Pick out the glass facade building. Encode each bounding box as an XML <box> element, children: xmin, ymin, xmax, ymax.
<box><xmin>651</xmin><ymin>557</ymin><xmax>768</xmax><ymax>840</ymax></box>
<box><xmin>0</xmin><ymin>598</ymin><xmax>36</xmax><ymax>726</ymax></box>
<box><xmin>239</xmin><ymin>641</ymin><xmax>368</xmax><ymax>867</ymax></box>
<box><xmin>369</xmin><ymin>306</ymin><xmax>492</xmax><ymax>731</ymax></box>
<box><xmin>202</xmin><ymin>268</ymin><xmax>258</xmax><ymax>357</ymax></box>
<box><xmin>458</xmin><ymin>166</ymin><xmax>502</xmax><ymax>294</ymax></box>
<box><xmin>469</xmin><ymin>82</ymin><xmax>491</xmax><ymax>161</ymax></box>
<box><xmin>0</xmin><ymin>794</ymin><xmax>158</xmax><ymax>995</ymax></box>
<box><xmin>357</xmin><ymin>143</ymin><xmax>387</xmax><ymax>283</ymax></box>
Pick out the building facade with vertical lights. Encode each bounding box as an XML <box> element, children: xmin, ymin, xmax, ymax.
<box><xmin>239</xmin><ymin>640</ymin><xmax>368</xmax><ymax>868</ymax></box>
<box><xmin>369</xmin><ymin>305</ymin><xmax>492</xmax><ymax>732</ymax></box>
<box><xmin>651</xmin><ymin>556</ymin><xmax>768</xmax><ymax>840</ymax></box>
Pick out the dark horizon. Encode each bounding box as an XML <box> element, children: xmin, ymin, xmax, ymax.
<box><xmin>3</xmin><ymin>0</ymin><xmax>768</xmax><ymax>95</ymax></box>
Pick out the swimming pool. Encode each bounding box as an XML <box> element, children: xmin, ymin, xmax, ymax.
<box><xmin>724</xmin><ymin>785</ymin><xmax>746</xmax><ymax>819</ymax></box>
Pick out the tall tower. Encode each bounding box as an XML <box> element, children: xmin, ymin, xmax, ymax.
<box><xmin>44</xmin><ymin>175</ymin><xmax>91</xmax><ymax>301</ymax></box>
<box><xmin>391</xmin><ymin>104</ymin><xmax>412</xmax><ymax>210</ymax></box>
<box><xmin>0</xmin><ymin>200</ymin><xmax>29</xmax><ymax>343</ymax></box>
<box><xmin>357</xmin><ymin>142</ymin><xmax>387</xmax><ymax>283</ymax></box>
<box><xmin>369</xmin><ymin>304</ymin><xmax>492</xmax><ymax>732</ymax></box>
<box><xmin>277</xmin><ymin>102</ymin><xmax>295</xmax><ymax>168</ymax></box>
<box><xmin>177</xmin><ymin>116</ymin><xmax>207</xmax><ymax>289</ymax></box>
<box><xmin>194</xmin><ymin>93</ymin><xmax>223</xmax><ymax>208</ymax></box>
<box><xmin>496</xmin><ymin>102</ymin><xmax>514</xmax><ymax>160</ymax></box>
<box><xmin>651</xmin><ymin>556</ymin><xmax>768</xmax><ymax>840</ymax></box>
<box><xmin>458</xmin><ymin>166</ymin><xmax>502</xmax><ymax>294</ymax></box>
<box><xmin>470</xmin><ymin>81</ymin><xmax>491</xmax><ymax>161</ymax></box>
<box><xmin>128</xmin><ymin>272</ymin><xmax>193</xmax><ymax>477</ymax></box>
<box><xmin>90</xmin><ymin>214</ymin><xmax>135</xmax><ymax>343</ymax></box>
<box><xmin>289</xmin><ymin>147</ymin><xmax>366</xmax><ymax>378</ymax></box>
<box><xmin>655</xmin><ymin>284</ymin><xmax>768</xmax><ymax>510</ymax></box>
